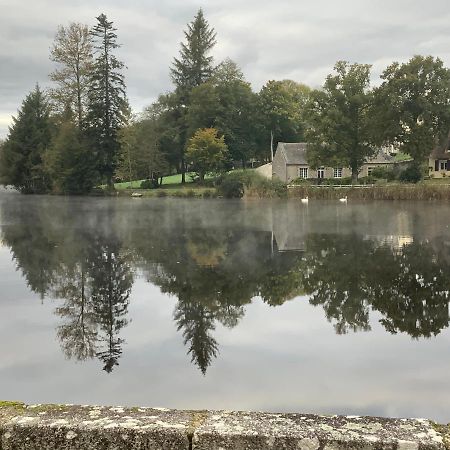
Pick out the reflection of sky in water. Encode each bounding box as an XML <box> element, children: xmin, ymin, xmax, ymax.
<box><xmin>0</xmin><ymin>195</ymin><xmax>449</xmax><ymax>422</ymax></box>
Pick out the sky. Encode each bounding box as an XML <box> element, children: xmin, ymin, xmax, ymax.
<box><xmin>1</xmin><ymin>0</ymin><xmax>450</xmax><ymax>138</ymax></box>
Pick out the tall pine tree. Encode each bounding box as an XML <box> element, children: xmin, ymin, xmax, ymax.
<box><xmin>170</xmin><ymin>9</ymin><xmax>216</xmax><ymax>182</ymax></box>
<box><xmin>45</xmin><ymin>120</ymin><xmax>96</xmax><ymax>195</ymax></box>
<box><xmin>86</xmin><ymin>14</ymin><xmax>127</xmax><ymax>188</ymax></box>
<box><xmin>171</xmin><ymin>9</ymin><xmax>216</xmax><ymax>96</ymax></box>
<box><xmin>0</xmin><ymin>86</ymin><xmax>52</xmax><ymax>193</ymax></box>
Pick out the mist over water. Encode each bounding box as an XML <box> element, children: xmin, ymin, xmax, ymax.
<box><xmin>0</xmin><ymin>193</ymin><xmax>449</xmax><ymax>422</ymax></box>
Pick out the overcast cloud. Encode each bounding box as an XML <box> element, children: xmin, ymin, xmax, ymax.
<box><xmin>1</xmin><ymin>0</ymin><xmax>450</xmax><ymax>138</ymax></box>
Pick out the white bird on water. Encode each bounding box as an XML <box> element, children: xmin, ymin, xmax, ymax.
<box><xmin>339</xmin><ymin>196</ymin><xmax>348</xmax><ymax>203</ymax></box>
<box><xmin>301</xmin><ymin>196</ymin><xmax>309</xmax><ymax>204</ymax></box>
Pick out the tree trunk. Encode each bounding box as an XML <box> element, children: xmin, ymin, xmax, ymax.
<box><xmin>181</xmin><ymin>157</ymin><xmax>185</xmax><ymax>184</ymax></box>
<box><xmin>107</xmin><ymin>176</ymin><xmax>114</xmax><ymax>190</ymax></box>
<box><xmin>351</xmin><ymin>167</ymin><xmax>358</xmax><ymax>184</ymax></box>
<box><xmin>270</xmin><ymin>130</ymin><xmax>274</xmax><ymax>162</ymax></box>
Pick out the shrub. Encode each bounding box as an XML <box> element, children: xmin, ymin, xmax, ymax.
<box><xmin>199</xmin><ymin>177</ymin><xmax>217</xmax><ymax>187</ymax></box>
<box><xmin>358</xmin><ymin>175</ymin><xmax>376</xmax><ymax>185</ymax></box>
<box><xmin>319</xmin><ymin>177</ymin><xmax>353</xmax><ymax>186</ymax></box>
<box><xmin>399</xmin><ymin>164</ymin><xmax>422</xmax><ymax>183</ymax></box>
<box><xmin>140</xmin><ymin>179</ymin><xmax>158</xmax><ymax>189</ymax></box>
<box><xmin>371</xmin><ymin>166</ymin><xmax>397</xmax><ymax>181</ymax></box>
<box><xmin>217</xmin><ymin>175</ymin><xmax>245</xmax><ymax>198</ymax></box>
<box><xmin>202</xmin><ymin>190</ymin><xmax>215</xmax><ymax>198</ymax></box>
<box><xmin>216</xmin><ymin>171</ymin><xmax>287</xmax><ymax>198</ymax></box>
<box><xmin>290</xmin><ymin>177</ymin><xmax>311</xmax><ymax>185</ymax></box>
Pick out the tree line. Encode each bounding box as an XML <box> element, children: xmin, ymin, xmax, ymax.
<box><xmin>1</xmin><ymin>9</ymin><xmax>450</xmax><ymax>193</ymax></box>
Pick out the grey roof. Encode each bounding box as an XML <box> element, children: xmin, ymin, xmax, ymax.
<box><xmin>366</xmin><ymin>150</ymin><xmax>395</xmax><ymax>164</ymax></box>
<box><xmin>277</xmin><ymin>142</ymin><xmax>395</xmax><ymax>165</ymax></box>
<box><xmin>430</xmin><ymin>134</ymin><xmax>450</xmax><ymax>159</ymax></box>
<box><xmin>277</xmin><ymin>142</ymin><xmax>308</xmax><ymax>164</ymax></box>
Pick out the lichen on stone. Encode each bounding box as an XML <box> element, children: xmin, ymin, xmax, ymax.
<box><xmin>432</xmin><ymin>422</ymin><xmax>450</xmax><ymax>449</ymax></box>
<box><xmin>0</xmin><ymin>401</ymin><xmax>25</xmax><ymax>410</ymax></box>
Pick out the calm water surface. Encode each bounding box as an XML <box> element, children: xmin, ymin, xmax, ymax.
<box><xmin>0</xmin><ymin>192</ymin><xmax>449</xmax><ymax>422</ymax></box>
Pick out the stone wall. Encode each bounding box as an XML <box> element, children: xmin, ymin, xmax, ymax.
<box><xmin>0</xmin><ymin>402</ymin><xmax>448</xmax><ymax>449</ymax></box>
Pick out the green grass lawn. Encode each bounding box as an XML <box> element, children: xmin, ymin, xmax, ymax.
<box><xmin>114</xmin><ymin>172</ymin><xmax>196</xmax><ymax>190</ymax></box>
<box><xmin>393</xmin><ymin>152</ymin><xmax>413</xmax><ymax>162</ymax></box>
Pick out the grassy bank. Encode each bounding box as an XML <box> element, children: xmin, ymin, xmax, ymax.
<box><xmin>288</xmin><ymin>183</ymin><xmax>450</xmax><ymax>200</ymax></box>
<box><xmin>114</xmin><ymin>173</ymin><xmax>196</xmax><ymax>190</ymax></box>
<box><xmin>108</xmin><ymin>171</ymin><xmax>450</xmax><ymax>201</ymax></box>
<box><xmin>117</xmin><ymin>183</ymin><xmax>217</xmax><ymax>198</ymax></box>
<box><xmin>114</xmin><ymin>171</ymin><xmax>288</xmax><ymax>199</ymax></box>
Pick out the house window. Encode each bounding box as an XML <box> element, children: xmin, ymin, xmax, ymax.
<box><xmin>298</xmin><ymin>167</ymin><xmax>308</xmax><ymax>179</ymax></box>
<box><xmin>333</xmin><ymin>168</ymin><xmax>343</xmax><ymax>178</ymax></box>
<box><xmin>368</xmin><ymin>167</ymin><xmax>374</xmax><ymax>176</ymax></box>
<box><xmin>440</xmin><ymin>161</ymin><xmax>447</xmax><ymax>171</ymax></box>
<box><xmin>317</xmin><ymin>167</ymin><xmax>325</xmax><ymax>178</ymax></box>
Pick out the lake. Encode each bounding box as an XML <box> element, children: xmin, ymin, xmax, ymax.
<box><xmin>0</xmin><ymin>192</ymin><xmax>449</xmax><ymax>422</ymax></box>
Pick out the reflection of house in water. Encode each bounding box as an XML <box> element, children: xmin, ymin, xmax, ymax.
<box><xmin>274</xmin><ymin>231</ymin><xmax>306</xmax><ymax>252</ymax></box>
<box><xmin>364</xmin><ymin>210</ymin><xmax>414</xmax><ymax>252</ymax></box>
<box><xmin>364</xmin><ymin>234</ymin><xmax>414</xmax><ymax>252</ymax></box>
<box><xmin>270</xmin><ymin>202</ymin><xmax>416</xmax><ymax>253</ymax></box>
<box><xmin>271</xmin><ymin>202</ymin><xmax>308</xmax><ymax>252</ymax></box>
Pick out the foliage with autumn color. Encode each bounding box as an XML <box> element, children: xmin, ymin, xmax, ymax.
<box><xmin>186</xmin><ymin>128</ymin><xmax>229</xmax><ymax>181</ymax></box>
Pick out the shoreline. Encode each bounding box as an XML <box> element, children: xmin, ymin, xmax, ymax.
<box><xmin>0</xmin><ymin>402</ymin><xmax>448</xmax><ymax>449</ymax></box>
<box><xmin>285</xmin><ymin>184</ymin><xmax>450</xmax><ymax>201</ymax></box>
<box><xmin>3</xmin><ymin>183</ymin><xmax>450</xmax><ymax>201</ymax></box>
<box><xmin>111</xmin><ymin>183</ymin><xmax>450</xmax><ymax>201</ymax></box>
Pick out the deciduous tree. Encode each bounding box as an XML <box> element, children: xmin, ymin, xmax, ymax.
<box><xmin>258</xmin><ymin>80</ymin><xmax>310</xmax><ymax>160</ymax></box>
<box><xmin>116</xmin><ymin>115</ymin><xmax>169</xmax><ymax>185</ymax></box>
<box><xmin>306</xmin><ymin>61</ymin><xmax>374</xmax><ymax>183</ymax></box>
<box><xmin>49</xmin><ymin>23</ymin><xmax>93</xmax><ymax>128</ymax></box>
<box><xmin>372</xmin><ymin>55</ymin><xmax>450</xmax><ymax>164</ymax></box>
<box><xmin>187</xmin><ymin>59</ymin><xmax>258</xmax><ymax>166</ymax></box>
<box><xmin>186</xmin><ymin>128</ymin><xmax>229</xmax><ymax>181</ymax></box>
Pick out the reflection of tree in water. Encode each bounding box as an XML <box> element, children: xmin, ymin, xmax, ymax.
<box><xmin>54</xmin><ymin>263</ymin><xmax>97</xmax><ymax>361</ymax></box>
<box><xmin>368</xmin><ymin>241</ymin><xmax>450</xmax><ymax>338</ymax></box>
<box><xmin>302</xmin><ymin>234</ymin><xmax>372</xmax><ymax>334</ymax></box>
<box><xmin>0</xmin><ymin>201</ymin><xmax>133</xmax><ymax>373</ymax></box>
<box><xmin>52</xmin><ymin>240</ymin><xmax>133</xmax><ymax>372</ymax></box>
<box><xmin>1</xmin><ymin>218</ymin><xmax>59</xmax><ymax>298</ymax></box>
<box><xmin>144</xmin><ymin>227</ymin><xmax>303</xmax><ymax>373</ymax></box>
<box><xmin>89</xmin><ymin>240</ymin><xmax>133</xmax><ymax>373</ymax></box>
<box><xmin>174</xmin><ymin>301</ymin><xmax>218</xmax><ymax>375</ymax></box>
<box><xmin>2</xmin><ymin>197</ymin><xmax>450</xmax><ymax>374</ymax></box>
<box><xmin>303</xmin><ymin>234</ymin><xmax>450</xmax><ymax>338</ymax></box>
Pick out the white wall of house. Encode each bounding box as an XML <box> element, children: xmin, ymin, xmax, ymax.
<box><xmin>284</xmin><ymin>164</ymin><xmax>393</xmax><ymax>182</ymax></box>
<box><xmin>272</xmin><ymin>143</ymin><xmax>394</xmax><ymax>183</ymax></box>
<box><xmin>255</xmin><ymin>163</ymin><xmax>273</xmax><ymax>179</ymax></box>
<box><xmin>429</xmin><ymin>157</ymin><xmax>450</xmax><ymax>179</ymax></box>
